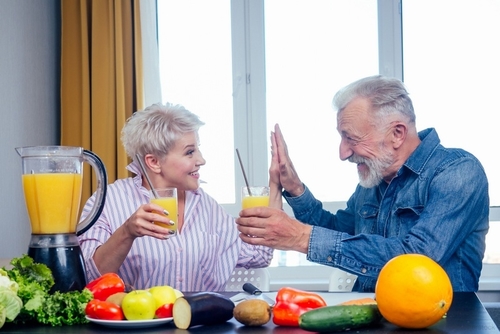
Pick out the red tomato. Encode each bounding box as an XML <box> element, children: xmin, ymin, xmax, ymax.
<box><xmin>85</xmin><ymin>300</ymin><xmax>99</xmax><ymax>319</ymax></box>
<box><xmin>85</xmin><ymin>299</ymin><xmax>125</xmax><ymax>320</ymax></box>
<box><xmin>155</xmin><ymin>303</ymin><xmax>173</xmax><ymax>319</ymax></box>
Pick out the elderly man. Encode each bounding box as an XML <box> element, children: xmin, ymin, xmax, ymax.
<box><xmin>236</xmin><ymin>75</ymin><xmax>489</xmax><ymax>292</ymax></box>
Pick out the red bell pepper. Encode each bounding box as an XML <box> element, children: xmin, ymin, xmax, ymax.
<box><xmin>85</xmin><ymin>273</ymin><xmax>125</xmax><ymax>301</ymax></box>
<box><xmin>272</xmin><ymin>287</ymin><xmax>327</xmax><ymax>327</ymax></box>
<box><xmin>85</xmin><ymin>299</ymin><xmax>125</xmax><ymax>320</ymax></box>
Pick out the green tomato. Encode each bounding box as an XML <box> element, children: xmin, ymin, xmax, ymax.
<box><xmin>121</xmin><ymin>290</ymin><xmax>156</xmax><ymax>320</ymax></box>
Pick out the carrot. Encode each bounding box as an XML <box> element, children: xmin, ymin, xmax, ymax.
<box><xmin>339</xmin><ymin>297</ymin><xmax>377</xmax><ymax>305</ymax></box>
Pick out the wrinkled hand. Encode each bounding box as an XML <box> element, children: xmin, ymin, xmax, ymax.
<box><xmin>122</xmin><ymin>203</ymin><xmax>175</xmax><ymax>240</ymax></box>
<box><xmin>269</xmin><ymin>128</ymin><xmax>281</xmax><ymax>190</ymax></box>
<box><xmin>236</xmin><ymin>207</ymin><xmax>311</xmax><ymax>253</ymax></box>
<box><xmin>272</xmin><ymin>124</ymin><xmax>304</xmax><ymax>197</ymax></box>
<box><xmin>269</xmin><ymin>128</ymin><xmax>283</xmax><ymax>209</ymax></box>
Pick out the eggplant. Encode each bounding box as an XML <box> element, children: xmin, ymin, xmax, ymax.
<box><xmin>173</xmin><ymin>292</ymin><xmax>235</xmax><ymax>329</ymax></box>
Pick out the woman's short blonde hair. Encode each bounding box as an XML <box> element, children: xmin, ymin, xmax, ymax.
<box><xmin>121</xmin><ymin>102</ymin><xmax>204</xmax><ymax>160</ymax></box>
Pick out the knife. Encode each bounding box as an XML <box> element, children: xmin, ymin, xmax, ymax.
<box><xmin>242</xmin><ymin>283</ymin><xmax>275</xmax><ymax>306</ymax></box>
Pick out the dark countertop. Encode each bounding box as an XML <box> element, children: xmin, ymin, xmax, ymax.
<box><xmin>1</xmin><ymin>292</ymin><xmax>499</xmax><ymax>333</ymax></box>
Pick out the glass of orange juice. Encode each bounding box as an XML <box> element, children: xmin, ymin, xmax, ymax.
<box><xmin>242</xmin><ymin>186</ymin><xmax>270</xmax><ymax>209</ymax></box>
<box><xmin>150</xmin><ymin>187</ymin><xmax>178</xmax><ymax>236</ymax></box>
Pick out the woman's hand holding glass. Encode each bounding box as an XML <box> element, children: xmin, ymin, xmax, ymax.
<box><xmin>122</xmin><ymin>203</ymin><xmax>175</xmax><ymax>240</ymax></box>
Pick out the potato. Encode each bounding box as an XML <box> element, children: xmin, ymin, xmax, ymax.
<box><xmin>233</xmin><ymin>299</ymin><xmax>271</xmax><ymax>326</ymax></box>
<box><xmin>106</xmin><ymin>292</ymin><xmax>128</xmax><ymax>306</ymax></box>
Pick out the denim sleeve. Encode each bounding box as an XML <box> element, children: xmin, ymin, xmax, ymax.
<box><xmin>283</xmin><ymin>185</ymin><xmax>356</xmax><ymax>234</ymax></box>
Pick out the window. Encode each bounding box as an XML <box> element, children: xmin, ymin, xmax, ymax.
<box><xmin>157</xmin><ymin>0</ymin><xmax>500</xmax><ymax>287</ymax></box>
<box><xmin>401</xmin><ymin>0</ymin><xmax>500</xmax><ymax>265</ymax></box>
<box><xmin>265</xmin><ymin>0</ymin><xmax>378</xmax><ymax>202</ymax></box>
<box><xmin>402</xmin><ymin>0</ymin><xmax>500</xmax><ymax>206</ymax></box>
<box><xmin>157</xmin><ymin>0</ymin><xmax>235</xmax><ymax>203</ymax></box>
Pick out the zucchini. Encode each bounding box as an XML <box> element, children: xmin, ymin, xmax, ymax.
<box><xmin>299</xmin><ymin>304</ymin><xmax>382</xmax><ymax>332</ymax></box>
<box><xmin>173</xmin><ymin>292</ymin><xmax>235</xmax><ymax>329</ymax></box>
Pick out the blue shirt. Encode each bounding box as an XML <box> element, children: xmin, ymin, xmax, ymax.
<box><xmin>284</xmin><ymin>128</ymin><xmax>489</xmax><ymax>292</ymax></box>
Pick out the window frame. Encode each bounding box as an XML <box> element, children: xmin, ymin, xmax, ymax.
<box><xmin>227</xmin><ymin>0</ymin><xmax>500</xmax><ymax>290</ymax></box>
<box><xmin>158</xmin><ymin>0</ymin><xmax>500</xmax><ymax>290</ymax></box>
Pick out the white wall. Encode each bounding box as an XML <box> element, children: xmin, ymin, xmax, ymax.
<box><xmin>0</xmin><ymin>0</ymin><xmax>60</xmax><ymax>259</ymax></box>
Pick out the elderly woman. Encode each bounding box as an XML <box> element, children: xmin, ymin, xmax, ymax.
<box><xmin>78</xmin><ymin>103</ymin><xmax>273</xmax><ymax>291</ymax></box>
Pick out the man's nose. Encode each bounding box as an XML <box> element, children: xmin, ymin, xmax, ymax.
<box><xmin>339</xmin><ymin>139</ymin><xmax>353</xmax><ymax>161</ymax></box>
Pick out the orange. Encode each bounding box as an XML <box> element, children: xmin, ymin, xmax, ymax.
<box><xmin>374</xmin><ymin>254</ymin><xmax>453</xmax><ymax>329</ymax></box>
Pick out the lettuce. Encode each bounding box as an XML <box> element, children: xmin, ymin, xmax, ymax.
<box><xmin>35</xmin><ymin>289</ymin><xmax>93</xmax><ymax>326</ymax></box>
<box><xmin>0</xmin><ymin>288</ymin><xmax>23</xmax><ymax>323</ymax></box>
<box><xmin>0</xmin><ymin>269</ymin><xmax>23</xmax><ymax>328</ymax></box>
<box><xmin>0</xmin><ymin>269</ymin><xmax>19</xmax><ymax>293</ymax></box>
<box><xmin>0</xmin><ymin>304</ymin><xmax>5</xmax><ymax>328</ymax></box>
<box><xmin>1</xmin><ymin>255</ymin><xmax>92</xmax><ymax>326</ymax></box>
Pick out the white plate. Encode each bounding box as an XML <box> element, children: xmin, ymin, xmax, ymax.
<box><xmin>86</xmin><ymin>316</ymin><xmax>173</xmax><ymax>329</ymax></box>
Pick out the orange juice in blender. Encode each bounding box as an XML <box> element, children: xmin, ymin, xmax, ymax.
<box><xmin>16</xmin><ymin>145</ymin><xmax>107</xmax><ymax>293</ymax></box>
<box><xmin>22</xmin><ymin>173</ymin><xmax>83</xmax><ymax>234</ymax></box>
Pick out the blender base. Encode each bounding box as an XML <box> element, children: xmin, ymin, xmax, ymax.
<box><xmin>28</xmin><ymin>235</ymin><xmax>87</xmax><ymax>293</ymax></box>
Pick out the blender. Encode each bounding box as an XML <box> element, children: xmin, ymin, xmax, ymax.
<box><xmin>16</xmin><ymin>146</ymin><xmax>107</xmax><ymax>293</ymax></box>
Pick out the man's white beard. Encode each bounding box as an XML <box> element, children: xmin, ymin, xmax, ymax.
<box><xmin>350</xmin><ymin>148</ymin><xmax>394</xmax><ymax>188</ymax></box>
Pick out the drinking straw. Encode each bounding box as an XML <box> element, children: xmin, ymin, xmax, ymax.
<box><xmin>136</xmin><ymin>154</ymin><xmax>159</xmax><ymax>199</ymax></box>
<box><xmin>236</xmin><ymin>148</ymin><xmax>253</xmax><ymax>196</ymax></box>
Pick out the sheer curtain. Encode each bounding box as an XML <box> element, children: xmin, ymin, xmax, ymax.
<box><xmin>60</xmin><ymin>0</ymin><xmax>160</xmax><ymax>201</ymax></box>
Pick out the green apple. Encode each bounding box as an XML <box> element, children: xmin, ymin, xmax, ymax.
<box><xmin>148</xmin><ymin>285</ymin><xmax>177</xmax><ymax>309</ymax></box>
<box><xmin>121</xmin><ymin>290</ymin><xmax>156</xmax><ymax>320</ymax></box>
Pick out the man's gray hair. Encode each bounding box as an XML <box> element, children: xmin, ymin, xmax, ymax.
<box><xmin>332</xmin><ymin>75</ymin><xmax>416</xmax><ymax>124</ymax></box>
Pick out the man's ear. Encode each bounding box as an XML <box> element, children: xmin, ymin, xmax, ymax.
<box><xmin>144</xmin><ymin>154</ymin><xmax>162</xmax><ymax>173</ymax></box>
<box><xmin>392</xmin><ymin>122</ymin><xmax>407</xmax><ymax>149</ymax></box>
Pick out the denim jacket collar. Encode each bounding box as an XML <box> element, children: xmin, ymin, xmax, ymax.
<box><xmin>401</xmin><ymin>128</ymin><xmax>440</xmax><ymax>176</ymax></box>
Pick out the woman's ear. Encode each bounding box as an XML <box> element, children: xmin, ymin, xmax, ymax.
<box><xmin>144</xmin><ymin>154</ymin><xmax>162</xmax><ymax>173</ymax></box>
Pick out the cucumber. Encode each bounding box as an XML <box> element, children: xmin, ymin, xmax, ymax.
<box><xmin>299</xmin><ymin>304</ymin><xmax>382</xmax><ymax>332</ymax></box>
<box><xmin>173</xmin><ymin>292</ymin><xmax>235</xmax><ymax>329</ymax></box>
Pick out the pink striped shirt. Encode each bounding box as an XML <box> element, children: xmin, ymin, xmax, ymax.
<box><xmin>78</xmin><ymin>162</ymin><xmax>273</xmax><ymax>291</ymax></box>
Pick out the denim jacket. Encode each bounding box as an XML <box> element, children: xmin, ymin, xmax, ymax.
<box><xmin>284</xmin><ymin>128</ymin><xmax>489</xmax><ymax>292</ymax></box>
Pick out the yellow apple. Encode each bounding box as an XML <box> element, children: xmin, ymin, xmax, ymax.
<box><xmin>148</xmin><ymin>285</ymin><xmax>177</xmax><ymax>309</ymax></box>
<box><xmin>173</xmin><ymin>288</ymin><xmax>184</xmax><ymax>299</ymax></box>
